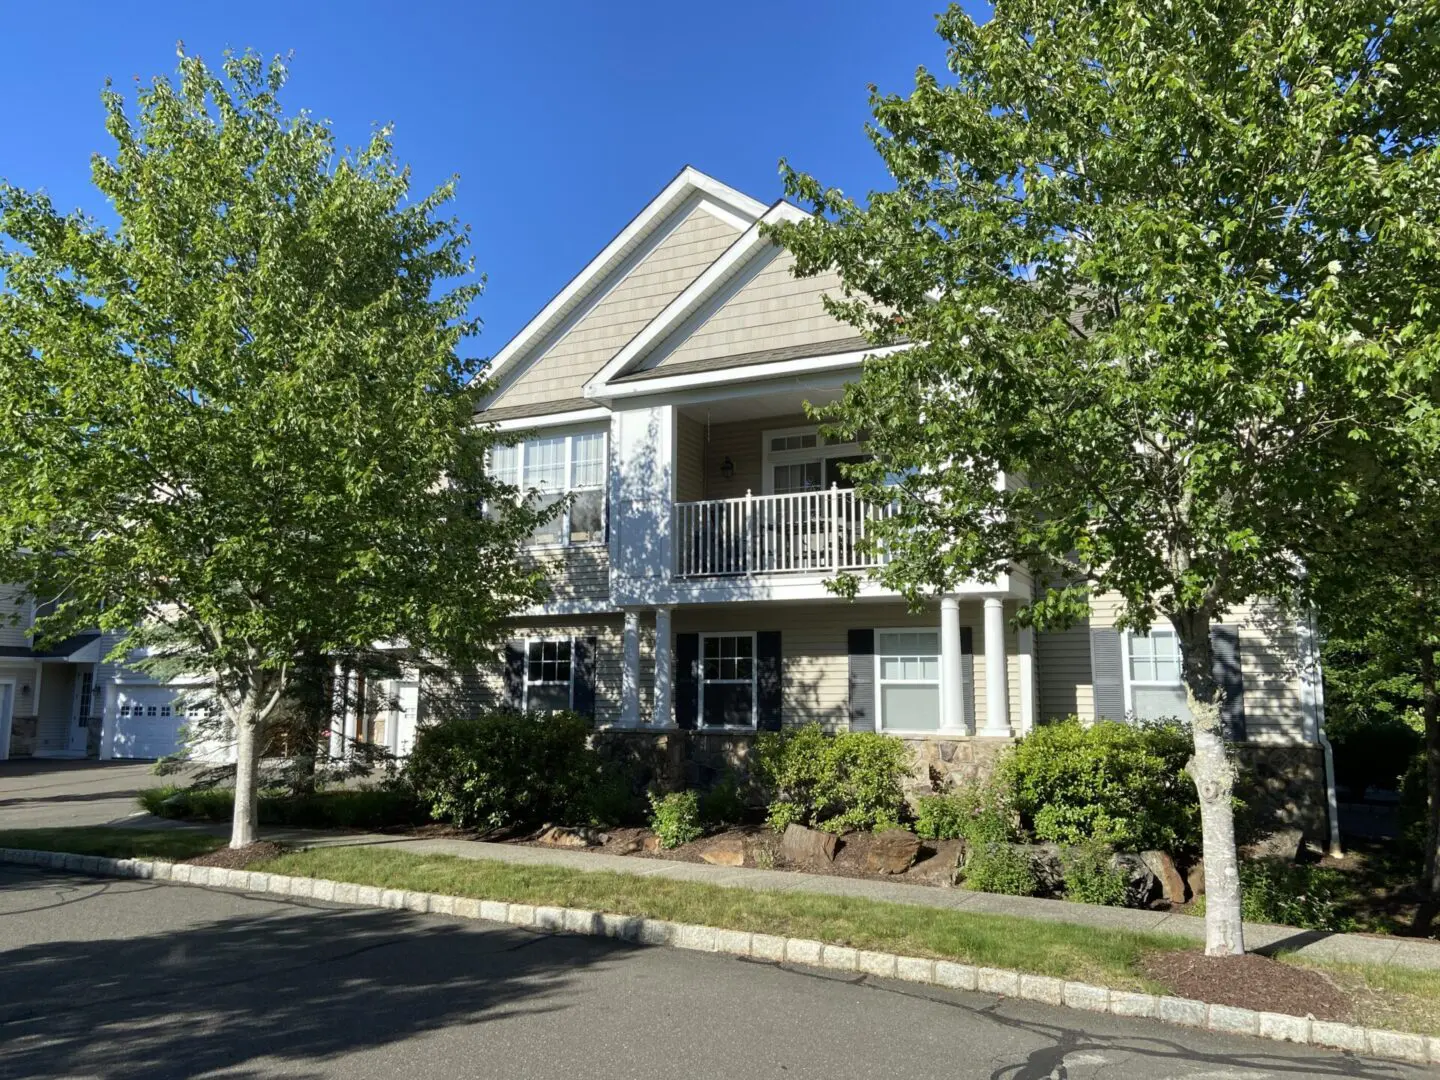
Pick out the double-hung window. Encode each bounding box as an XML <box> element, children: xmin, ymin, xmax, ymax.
<box><xmin>488</xmin><ymin>430</ymin><xmax>607</xmax><ymax>547</ymax></box>
<box><xmin>525</xmin><ymin>639</ymin><xmax>573</xmax><ymax>712</ymax></box>
<box><xmin>700</xmin><ymin>633</ymin><xmax>755</xmax><ymax>728</ymax></box>
<box><xmin>1126</xmin><ymin>628</ymin><xmax>1191</xmax><ymax>721</ymax></box>
<box><xmin>875</xmin><ymin>630</ymin><xmax>942</xmax><ymax>732</ymax></box>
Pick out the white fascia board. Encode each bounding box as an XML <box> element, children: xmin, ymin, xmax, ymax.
<box><xmin>473</xmin><ymin>168</ymin><xmax>765</xmax><ymax>393</ymax></box>
<box><xmin>589</xmin><ymin>343</ymin><xmax>909</xmax><ymax>402</ymax></box>
<box><xmin>483</xmin><ymin>407</ymin><xmax>612</xmax><ymax>433</ymax></box>
<box><xmin>584</xmin><ymin>202</ymin><xmax>813</xmax><ymax>393</ymax></box>
<box><xmin>610</xmin><ymin>569</ymin><xmax>1019</xmax><ymax>608</ymax></box>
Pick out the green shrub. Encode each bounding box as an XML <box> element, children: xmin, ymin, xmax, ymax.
<box><xmin>913</xmin><ymin>785</ymin><xmax>1014</xmax><ymax>845</ymax></box>
<box><xmin>648</xmin><ymin>790</ymin><xmax>703</xmax><ymax>849</ymax></box>
<box><xmin>584</xmin><ymin>766</ymin><xmax>643</xmax><ymax>828</ymax></box>
<box><xmin>405</xmin><ymin>709</ymin><xmax>598</xmax><ymax>830</ymax></box>
<box><xmin>755</xmin><ymin>724</ymin><xmax>910</xmax><ymax>834</ymax></box>
<box><xmin>701</xmin><ymin>772</ymin><xmax>747</xmax><ymax>826</ymax></box>
<box><xmin>140</xmin><ymin>785</ymin><xmax>426</xmax><ymax>829</ymax></box>
<box><xmin>1197</xmin><ymin>859</ymin><xmax>1357</xmax><ymax>932</ymax></box>
<box><xmin>963</xmin><ymin>842</ymin><xmax>1039</xmax><ymax>896</ymax></box>
<box><xmin>999</xmin><ymin>717</ymin><xmax>1199</xmax><ymax>853</ymax></box>
<box><xmin>1061</xmin><ymin>842</ymin><xmax>1130</xmax><ymax>907</ymax></box>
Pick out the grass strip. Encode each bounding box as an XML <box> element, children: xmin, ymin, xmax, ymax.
<box><xmin>0</xmin><ymin>826</ymin><xmax>225</xmax><ymax>861</ymax></box>
<box><xmin>255</xmin><ymin>845</ymin><xmax>1184</xmax><ymax>989</ymax></box>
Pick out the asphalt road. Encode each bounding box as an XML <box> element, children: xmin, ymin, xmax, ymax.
<box><xmin>0</xmin><ymin>866</ymin><xmax>1427</xmax><ymax>1080</ymax></box>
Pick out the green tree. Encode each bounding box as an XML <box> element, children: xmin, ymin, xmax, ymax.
<box><xmin>771</xmin><ymin>1</ymin><xmax>1439</xmax><ymax>954</ymax></box>
<box><xmin>0</xmin><ymin>50</ymin><xmax>548</xmax><ymax>848</ymax></box>
<box><xmin>1308</xmin><ymin>456</ymin><xmax>1440</xmax><ymax>923</ymax></box>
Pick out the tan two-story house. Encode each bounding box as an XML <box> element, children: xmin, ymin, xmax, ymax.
<box><xmin>441</xmin><ymin>167</ymin><xmax>1339</xmax><ymax>847</ymax></box>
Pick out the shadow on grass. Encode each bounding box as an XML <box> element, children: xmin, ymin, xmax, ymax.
<box><xmin>0</xmin><ymin>868</ymin><xmax>619</xmax><ymax>1080</ymax></box>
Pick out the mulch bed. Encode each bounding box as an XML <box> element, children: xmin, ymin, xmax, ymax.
<box><xmin>1142</xmin><ymin>951</ymin><xmax>1353</xmax><ymax>1021</ymax></box>
<box><xmin>187</xmin><ymin>841</ymin><xmax>287</xmax><ymax>869</ymax></box>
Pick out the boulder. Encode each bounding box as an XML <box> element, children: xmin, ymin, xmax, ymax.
<box><xmin>537</xmin><ymin>825</ymin><xmax>604</xmax><ymax>848</ymax></box>
<box><xmin>1186</xmin><ymin>858</ymin><xmax>1205</xmax><ymax>899</ymax></box>
<box><xmin>610</xmin><ymin>837</ymin><xmax>643</xmax><ymax>856</ymax></box>
<box><xmin>700</xmin><ymin>836</ymin><xmax>747</xmax><ymax>867</ymax></box>
<box><xmin>1029</xmin><ymin>844</ymin><xmax>1067</xmax><ymax>894</ymax></box>
<box><xmin>1241</xmin><ymin>827</ymin><xmax>1305</xmax><ymax>863</ymax></box>
<box><xmin>780</xmin><ymin>823</ymin><xmax>839</xmax><ymax>865</ymax></box>
<box><xmin>1110</xmin><ymin>853</ymin><xmax>1159</xmax><ymax>907</ymax></box>
<box><xmin>861</xmin><ymin>830</ymin><xmax>922</xmax><ymax>875</ymax></box>
<box><xmin>1139</xmin><ymin>850</ymin><xmax>1188</xmax><ymax>904</ymax></box>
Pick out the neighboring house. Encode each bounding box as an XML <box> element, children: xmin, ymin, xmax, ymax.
<box><xmin>439</xmin><ymin>166</ymin><xmax>1339</xmax><ymax>845</ymax></box>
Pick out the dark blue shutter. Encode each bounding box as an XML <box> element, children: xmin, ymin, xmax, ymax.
<box><xmin>757</xmin><ymin>631</ymin><xmax>783</xmax><ymax>731</ymax></box>
<box><xmin>572</xmin><ymin>636</ymin><xmax>597</xmax><ymax>719</ymax></box>
<box><xmin>848</xmin><ymin>628</ymin><xmax>875</xmax><ymax>732</ymax></box>
<box><xmin>1089</xmin><ymin>627</ymin><xmax>1125</xmax><ymax>721</ymax></box>
<box><xmin>960</xmin><ymin>626</ymin><xmax>976</xmax><ymax>732</ymax></box>
<box><xmin>503</xmin><ymin>642</ymin><xmax>525</xmax><ymax>710</ymax></box>
<box><xmin>675</xmin><ymin>633</ymin><xmax>699</xmax><ymax>730</ymax></box>
<box><xmin>1210</xmin><ymin>624</ymin><xmax>1247</xmax><ymax>741</ymax></box>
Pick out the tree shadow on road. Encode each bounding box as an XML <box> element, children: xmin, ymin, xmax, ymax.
<box><xmin>1</xmin><ymin>872</ymin><xmax>627</xmax><ymax>1080</ymax></box>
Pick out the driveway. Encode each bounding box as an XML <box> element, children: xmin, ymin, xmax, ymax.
<box><xmin>0</xmin><ymin>864</ymin><xmax>1425</xmax><ymax>1080</ymax></box>
<box><xmin>0</xmin><ymin>759</ymin><xmax>171</xmax><ymax>830</ymax></box>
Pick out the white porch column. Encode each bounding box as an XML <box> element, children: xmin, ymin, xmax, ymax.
<box><xmin>621</xmin><ymin>609</ymin><xmax>642</xmax><ymax>728</ymax></box>
<box><xmin>98</xmin><ymin>682</ymin><xmax>119</xmax><ymax>760</ymax></box>
<box><xmin>652</xmin><ymin>607</ymin><xmax>673</xmax><ymax>727</ymax></box>
<box><xmin>328</xmin><ymin>663</ymin><xmax>346</xmax><ymax>759</ymax></box>
<box><xmin>939</xmin><ymin>596</ymin><xmax>965</xmax><ymax>733</ymax></box>
<box><xmin>982</xmin><ymin>597</ymin><xmax>1011</xmax><ymax>736</ymax></box>
<box><xmin>1017</xmin><ymin>625</ymin><xmax>1036</xmax><ymax>735</ymax></box>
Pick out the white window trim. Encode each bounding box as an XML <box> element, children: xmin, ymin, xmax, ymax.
<box><xmin>1120</xmin><ymin>628</ymin><xmax>1191</xmax><ymax>720</ymax></box>
<box><xmin>491</xmin><ymin>429</ymin><xmax>608</xmax><ymax>551</ymax></box>
<box><xmin>698</xmin><ymin>631</ymin><xmax>757</xmax><ymax>730</ymax></box>
<box><xmin>760</xmin><ymin>424</ymin><xmax>863</xmax><ymax>496</ymax></box>
<box><xmin>874</xmin><ymin>626</ymin><xmax>943</xmax><ymax>735</ymax></box>
<box><xmin>522</xmin><ymin>636</ymin><xmax>576</xmax><ymax>712</ymax></box>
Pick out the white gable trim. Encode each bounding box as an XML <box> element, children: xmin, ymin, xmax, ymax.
<box><xmin>591</xmin><ymin>344</ymin><xmax>910</xmax><ymax>402</ymax></box>
<box><xmin>476</xmin><ymin>168</ymin><xmax>765</xmax><ymax>398</ymax></box>
<box><xmin>485</xmin><ymin>407</ymin><xmax>612</xmax><ymax>433</ymax></box>
<box><xmin>583</xmin><ymin>202</ymin><xmax>813</xmax><ymax>395</ymax></box>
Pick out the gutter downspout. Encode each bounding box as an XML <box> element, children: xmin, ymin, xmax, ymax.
<box><xmin>1304</xmin><ymin>608</ymin><xmax>1344</xmax><ymax>857</ymax></box>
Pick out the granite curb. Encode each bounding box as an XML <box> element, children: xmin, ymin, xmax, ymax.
<box><xmin>5</xmin><ymin>846</ymin><xmax>1433</xmax><ymax>1067</ymax></box>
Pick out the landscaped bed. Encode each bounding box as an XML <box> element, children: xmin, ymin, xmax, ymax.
<box><xmin>6</xmin><ymin>826</ymin><xmax>1440</xmax><ymax>1037</ymax></box>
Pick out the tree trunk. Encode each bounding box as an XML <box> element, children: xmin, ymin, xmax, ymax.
<box><xmin>1421</xmin><ymin>647</ymin><xmax>1440</xmax><ymax>899</ymax></box>
<box><xmin>1174</xmin><ymin>611</ymin><xmax>1246</xmax><ymax>957</ymax></box>
<box><xmin>230</xmin><ymin>693</ymin><xmax>263</xmax><ymax>849</ymax></box>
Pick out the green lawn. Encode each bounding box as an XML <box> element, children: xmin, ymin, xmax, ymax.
<box><xmin>255</xmin><ymin>845</ymin><xmax>1183</xmax><ymax>989</ymax></box>
<box><xmin>0</xmin><ymin>826</ymin><xmax>225</xmax><ymax>860</ymax></box>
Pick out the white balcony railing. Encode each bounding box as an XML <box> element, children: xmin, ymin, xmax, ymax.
<box><xmin>675</xmin><ymin>485</ymin><xmax>894</xmax><ymax>578</ymax></box>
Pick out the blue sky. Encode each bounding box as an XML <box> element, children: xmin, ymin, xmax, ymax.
<box><xmin>0</xmin><ymin>1</ymin><xmax>981</xmax><ymax>355</ymax></box>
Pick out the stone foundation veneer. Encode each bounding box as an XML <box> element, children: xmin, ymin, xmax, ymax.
<box><xmin>590</xmin><ymin>730</ymin><xmax>1332</xmax><ymax>843</ymax></box>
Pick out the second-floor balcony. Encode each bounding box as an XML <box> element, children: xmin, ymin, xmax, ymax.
<box><xmin>674</xmin><ymin>485</ymin><xmax>894</xmax><ymax>578</ymax></box>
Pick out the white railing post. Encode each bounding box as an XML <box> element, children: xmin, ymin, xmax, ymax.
<box><xmin>829</xmin><ymin>483</ymin><xmax>840</xmax><ymax>571</ymax></box>
<box><xmin>743</xmin><ymin>489</ymin><xmax>754</xmax><ymax>575</ymax></box>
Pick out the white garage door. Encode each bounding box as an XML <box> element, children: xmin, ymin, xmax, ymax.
<box><xmin>110</xmin><ymin>687</ymin><xmax>189</xmax><ymax>759</ymax></box>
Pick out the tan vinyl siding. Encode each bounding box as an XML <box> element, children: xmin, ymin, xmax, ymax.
<box><xmin>675</xmin><ymin>413</ymin><xmax>705</xmax><ymax>503</ymax></box>
<box><xmin>647</xmin><ymin>248</ymin><xmax>855</xmax><ymax>373</ymax></box>
<box><xmin>698</xmin><ymin>413</ymin><xmax>814</xmax><ymax>501</ymax></box>
<box><xmin>488</xmin><ymin>207</ymin><xmax>740</xmax><ymax>410</ymax></box>
<box><xmin>34</xmin><ymin>663</ymin><xmax>76</xmax><ymax>755</ymax></box>
<box><xmin>1044</xmin><ymin>592</ymin><xmax>1312</xmax><ymax>743</ymax></box>
<box><xmin>529</xmin><ymin>547</ymin><xmax>611</xmax><ymax>602</ymax></box>
<box><xmin>1037</xmin><ymin>620</ymin><xmax>1094</xmax><ymax>721</ymax></box>
<box><xmin>424</xmin><ymin>615</ymin><xmax>646</xmax><ymax>728</ymax></box>
<box><xmin>674</xmin><ymin>601</ymin><xmax>1018</xmax><ymax>732</ymax></box>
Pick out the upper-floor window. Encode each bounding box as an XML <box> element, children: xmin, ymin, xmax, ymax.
<box><xmin>489</xmin><ymin>430</ymin><xmax>606</xmax><ymax>547</ymax></box>
<box><xmin>1125</xmin><ymin>628</ymin><xmax>1192</xmax><ymax>721</ymax></box>
<box><xmin>762</xmin><ymin>425</ymin><xmax>864</xmax><ymax>496</ymax></box>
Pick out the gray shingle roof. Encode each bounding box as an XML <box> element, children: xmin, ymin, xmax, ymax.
<box><xmin>611</xmin><ymin>335</ymin><xmax>874</xmax><ymax>383</ymax></box>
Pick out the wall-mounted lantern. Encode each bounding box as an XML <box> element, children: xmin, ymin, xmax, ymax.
<box><xmin>720</xmin><ymin>456</ymin><xmax>735</xmax><ymax>481</ymax></box>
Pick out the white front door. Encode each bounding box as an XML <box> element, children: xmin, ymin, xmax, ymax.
<box><xmin>0</xmin><ymin>681</ymin><xmax>14</xmax><ymax>761</ymax></box>
<box><xmin>67</xmin><ymin>670</ymin><xmax>95</xmax><ymax>755</ymax></box>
